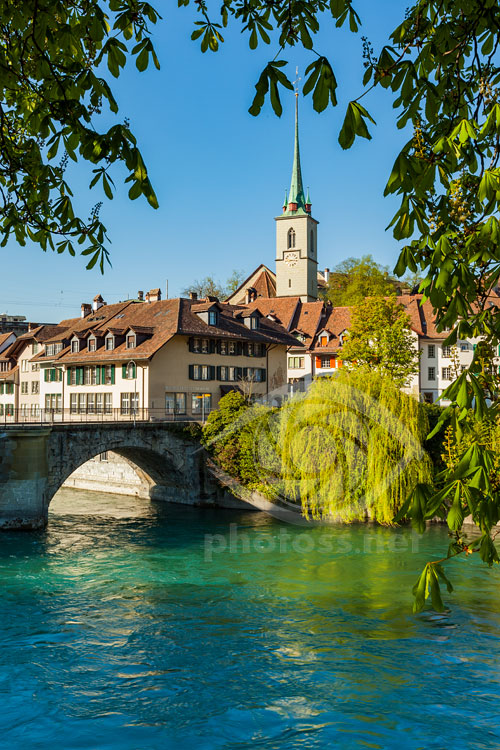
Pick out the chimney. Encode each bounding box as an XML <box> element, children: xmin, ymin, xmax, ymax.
<box><xmin>148</xmin><ymin>288</ymin><xmax>161</xmax><ymax>302</ymax></box>
<box><xmin>324</xmin><ymin>268</ymin><xmax>330</xmax><ymax>282</ymax></box>
<box><xmin>92</xmin><ymin>294</ymin><xmax>105</xmax><ymax>312</ymax></box>
<box><xmin>138</xmin><ymin>290</ymin><xmax>144</xmax><ymax>301</ymax></box>
<box><xmin>189</xmin><ymin>291</ymin><xmax>198</xmax><ymax>301</ymax></box>
<box><xmin>81</xmin><ymin>303</ymin><xmax>92</xmax><ymax>318</ymax></box>
<box><xmin>245</xmin><ymin>288</ymin><xmax>257</xmax><ymax>304</ymax></box>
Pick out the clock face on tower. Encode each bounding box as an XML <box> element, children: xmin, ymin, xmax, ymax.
<box><xmin>284</xmin><ymin>251</ymin><xmax>299</xmax><ymax>267</ymax></box>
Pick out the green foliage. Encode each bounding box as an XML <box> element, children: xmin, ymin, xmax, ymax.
<box><xmin>322</xmin><ymin>255</ymin><xmax>397</xmax><ymax>306</ymax></box>
<box><xmin>0</xmin><ymin>1</ymin><xmax>160</xmax><ymax>269</ymax></box>
<box><xmin>341</xmin><ymin>296</ymin><xmax>420</xmax><ymax>387</ymax></box>
<box><xmin>205</xmin><ymin>372</ymin><xmax>432</xmax><ymax>525</ymax></box>
<box><xmin>202</xmin><ymin>391</ymin><xmax>280</xmax><ymax>496</ymax></box>
<box><xmin>279</xmin><ymin>371</ymin><xmax>432</xmax><ymax>524</ymax></box>
<box><xmin>181</xmin><ymin>269</ymin><xmax>247</xmax><ymax>299</ymax></box>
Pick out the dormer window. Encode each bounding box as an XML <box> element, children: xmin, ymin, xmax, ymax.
<box><xmin>319</xmin><ymin>334</ymin><xmax>328</xmax><ymax>347</ymax></box>
<box><xmin>208</xmin><ymin>310</ymin><xmax>218</xmax><ymax>326</ymax></box>
<box><xmin>126</xmin><ymin>334</ymin><xmax>136</xmax><ymax>349</ymax></box>
<box><xmin>105</xmin><ymin>336</ymin><xmax>114</xmax><ymax>351</ymax></box>
<box><xmin>88</xmin><ymin>338</ymin><xmax>96</xmax><ymax>352</ymax></box>
<box><xmin>71</xmin><ymin>339</ymin><xmax>79</xmax><ymax>353</ymax></box>
<box><xmin>287</xmin><ymin>228</ymin><xmax>296</xmax><ymax>249</ymax></box>
<box><xmin>244</xmin><ymin>315</ymin><xmax>259</xmax><ymax>330</ymax></box>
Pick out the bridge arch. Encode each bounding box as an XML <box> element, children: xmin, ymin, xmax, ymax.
<box><xmin>0</xmin><ymin>423</ymin><xmax>214</xmax><ymax>529</ymax></box>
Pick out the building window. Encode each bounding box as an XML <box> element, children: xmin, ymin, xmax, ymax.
<box><xmin>31</xmin><ymin>381</ymin><xmax>39</xmax><ymax>394</ymax></box>
<box><xmin>78</xmin><ymin>393</ymin><xmax>86</xmax><ymax>413</ymax></box>
<box><xmin>165</xmin><ymin>392</ymin><xmax>186</xmax><ymax>414</ymax></box>
<box><xmin>87</xmin><ymin>393</ymin><xmax>95</xmax><ymax>414</ymax></box>
<box><xmin>99</xmin><ymin>452</ymin><xmax>109</xmax><ymax>462</ymax></box>
<box><xmin>319</xmin><ymin>335</ymin><xmax>328</xmax><ymax>347</ymax></box>
<box><xmin>71</xmin><ymin>339</ymin><xmax>79</xmax><ymax>353</ymax></box>
<box><xmin>201</xmin><ymin>339</ymin><xmax>209</xmax><ymax>354</ymax></box>
<box><xmin>249</xmin><ymin>317</ymin><xmax>259</xmax><ymax>330</ymax></box>
<box><xmin>70</xmin><ymin>394</ymin><xmax>77</xmax><ymax>414</ymax></box>
<box><xmin>287</xmin><ymin>228</ymin><xmax>296</xmax><ymax>248</ymax></box>
<box><xmin>423</xmin><ymin>392</ymin><xmax>434</xmax><ymax>404</ymax></box>
<box><xmin>46</xmin><ymin>344</ymin><xmax>55</xmax><ymax>356</ymax></box>
<box><xmin>96</xmin><ymin>393</ymin><xmax>103</xmax><ymax>414</ymax></box>
<box><xmin>45</xmin><ymin>394</ymin><xmax>62</xmax><ymax>412</ymax></box>
<box><xmin>126</xmin><ymin>334</ymin><xmax>136</xmax><ymax>349</ymax></box>
<box><xmin>208</xmin><ymin>311</ymin><xmax>218</xmax><ymax>326</ymax></box>
<box><xmin>104</xmin><ymin>393</ymin><xmax>112</xmax><ymax>414</ymax></box>
<box><xmin>21</xmin><ymin>381</ymin><xmax>28</xmax><ymax>394</ymax></box>
<box><xmin>88</xmin><ymin>338</ymin><xmax>96</xmax><ymax>352</ymax></box>
<box><xmin>219</xmin><ymin>366</ymin><xmax>228</xmax><ymax>381</ymax></box>
<box><xmin>191</xmin><ymin>393</ymin><xmax>211</xmax><ymax>416</ymax></box>
<box><xmin>442</xmin><ymin>367</ymin><xmax>452</xmax><ymax>380</ymax></box>
<box><xmin>55</xmin><ymin>343</ymin><xmax>63</xmax><ymax>354</ymax></box>
<box><xmin>105</xmin><ymin>336</ymin><xmax>114</xmax><ymax>351</ymax></box>
<box><xmin>246</xmin><ymin>367</ymin><xmax>263</xmax><ymax>382</ymax></box>
<box><xmin>31</xmin><ymin>404</ymin><xmax>40</xmax><ymax>417</ymax></box>
<box><xmin>31</xmin><ymin>363</ymin><xmax>40</xmax><ymax>372</ymax></box>
<box><xmin>428</xmin><ymin>367</ymin><xmax>436</xmax><ymax>381</ymax></box>
<box><xmin>228</xmin><ymin>342</ymin><xmax>236</xmax><ymax>355</ymax></box>
<box><xmin>442</xmin><ymin>345</ymin><xmax>452</xmax><ymax>357</ymax></box>
<box><xmin>21</xmin><ymin>360</ymin><xmax>27</xmax><ymax>372</ymax></box>
<box><xmin>220</xmin><ymin>341</ymin><xmax>227</xmax><ymax>355</ymax></box>
<box><xmin>120</xmin><ymin>392</ymin><xmax>139</xmax><ymax>415</ymax></box>
<box><xmin>84</xmin><ymin>366</ymin><xmax>91</xmax><ymax>385</ymax></box>
<box><xmin>288</xmin><ymin>357</ymin><xmax>305</xmax><ymax>369</ymax></box>
<box><xmin>190</xmin><ymin>364</ymin><xmax>214</xmax><ymax>381</ymax></box>
<box><xmin>105</xmin><ymin>365</ymin><xmax>114</xmax><ymax>385</ymax></box>
<box><xmin>33</xmin><ymin>342</ymin><xmax>39</xmax><ymax>354</ymax></box>
<box><xmin>288</xmin><ymin>279</ymin><xmax>292</xmax><ymax>288</ymax></box>
<box><xmin>428</xmin><ymin>345</ymin><xmax>435</xmax><ymax>358</ymax></box>
<box><xmin>460</xmin><ymin>342</ymin><xmax>469</xmax><ymax>351</ymax></box>
<box><xmin>124</xmin><ymin>362</ymin><xmax>136</xmax><ymax>379</ymax></box>
<box><xmin>320</xmin><ymin>358</ymin><xmax>331</xmax><ymax>369</ymax></box>
<box><xmin>192</xmin><ymin>338</ymin><xmax>201</xmax><ymax>353</ymax></box>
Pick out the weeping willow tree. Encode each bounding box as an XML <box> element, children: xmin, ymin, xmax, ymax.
<box><xmin>278</xmin><ymin>369</ymin><xmax>433</xmax><ymax>524</ymax></box>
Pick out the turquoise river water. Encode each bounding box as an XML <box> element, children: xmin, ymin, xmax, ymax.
<box><xmin>1</xmin><ymin>488</ymin><xmax>500</xmax><ymax>749</ymax></box>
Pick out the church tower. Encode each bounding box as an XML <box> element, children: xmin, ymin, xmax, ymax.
<box><xmin>275</xmin><ymin>92</ymin><xmax>318</xmax><ymax>302</ymax></box>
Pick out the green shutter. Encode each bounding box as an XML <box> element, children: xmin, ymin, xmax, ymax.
<box><xmin>96</xmin><ymin>366</ymin><xmax>101</xmax><ymax>385</ymax></box>
<box><xmin>111</xmin><ymin>365</ymin><xmax>115</xmax><ymax>384</ymax></box>
<box><xmin>101</xmin><ymin>365</ymin><xmax>106</xmax><ymax>384</ymax></box>
<box><xmin>67</xmin><ymin>367</ymin><xmax>71</xmax><ymax>385</ymax></box>
<box><xmin>0</xmin><ymin>384</ymin><xmax>3</xmax><ymax>395</ymax></box>
<box><xmin>122</xmin><ymin>364</ymin><xmax>127</xmax><ymax>379</ymax></box>
<box><xmin>44</xmin><ymin>369</ymin><xmax>48</xmax><ymax>382</ymax></box>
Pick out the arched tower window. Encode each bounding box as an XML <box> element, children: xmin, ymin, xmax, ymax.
<box><xmin>310</xmin><ymin>229</ymin><xmax>314</xmax><ymax>253</ymax></box>
<box><xmin>287</xmin><ymin>228</ymin><xmax>296</xmax><ymax>249</ymax></box>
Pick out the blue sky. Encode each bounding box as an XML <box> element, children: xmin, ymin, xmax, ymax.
<box><xmin>1</xmin><ymin>1</ymin><xmax>410</xmax><ymax>322</ymax></box>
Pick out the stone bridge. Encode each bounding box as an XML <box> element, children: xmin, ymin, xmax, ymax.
<box><xmin>0</xmin><ymin>422</ymin><xmax>235</xmax><ymax>530</ymax></box>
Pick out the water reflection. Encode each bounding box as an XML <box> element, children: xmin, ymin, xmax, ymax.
<box><xmin>0</xmin><ymin>488</ymin><xmax>498</xmax><ymax>748</ymax></box>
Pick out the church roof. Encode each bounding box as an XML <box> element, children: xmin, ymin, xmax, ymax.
<box><xmin>282</xmin><ymin>95</ymin><xmax>308</xmax><ymax>216</ymax></box>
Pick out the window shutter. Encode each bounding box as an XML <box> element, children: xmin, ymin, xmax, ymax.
<box><xmin>260</xmin><ymin>368</ymin><xmax>266</xmax><ymax>382</ymax></box>
<box><xmin>237</xmin><ymin>342</ymin><xmax>243</xmax><ymax>355</ymax></box>
<box><xmin>44</xmin><ymin>369</ymin><xmax>49</xmax><ymax>382</ymax></box>
<box><xmin>315</xmin><ymin>357</ymin><xmax>321</xmax><ymax>369</ymax></box>
<box><xmin>96</xmin><ymin>366</ymin><xmax>101</xmax><ymax>385</ymax></box>
<box><xmin>0</xmin><ymin>384</ymin><xmax>3</xmax><ymax>395</ymax></box>
<box><xmin>209</xmin><ymin>340</ymin><xmax>216</xmax><ymax>354</ymax></box>
<box><xmin>189</xmin><ymin>364</ymin><xmax>194</xmax><ymax>380</ymax></box>
<box><xmin>216</xmin><ymin>341</ymin><xmax>222</xmax><ymax>354</ymax></box>
<box><xmin>188</xmin><ymin>338</ymin><xmax>194</xmax><ymax>353</ymax></box>
<box><xmin>132</xmin><ymin>363</ymin><xmax>136</xmax><ymax>378</ymax></box>
<box><xmin>330</xmin><ymin>358</ymin><xmax>334</xmax><ymax>368</ymax></box>
<box><xmin>67</xmin><ymin>368</ymin><xmax>71</xmax><ymax>385</ymax></box>
<box><xmin>111</xmin><ymin>365</ymin><xmax>115</xmax><ymax>385</ymax></box>
<box><xmin>209</xmin><ymin>365</ymin><xmax>216</xmax><ymax>380</ymax></box>
<box><xmin>216</xmin><ymin>366</ymin><xmax>221</xmax><ymax>380</ymax></box>
<box><xmin>236</xmin><ymin>367</ymin><xmax>242</xmax><ymax>380</ymax></box>
<box><xmin>122</xmin><ymin>364</ymin><xmax>127</xmax><ymax>379</ymax></box>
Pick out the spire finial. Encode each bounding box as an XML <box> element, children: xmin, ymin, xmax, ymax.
<box><xmin>293</xmin><ymin>66</ymin><xmax>301</xmax><ymax>96</ymax></box>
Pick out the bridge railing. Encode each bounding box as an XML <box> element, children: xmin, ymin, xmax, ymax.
<box><xmin>0</xmin><ymin>408</ymin><xmax>212</xmax><ymax>426</ymax></box>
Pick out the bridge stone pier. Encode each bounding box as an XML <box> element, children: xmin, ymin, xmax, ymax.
<box><xmin>0</xmin><ymin>423</ymin><xmax>223</xmax><ymax>530</ymax></box>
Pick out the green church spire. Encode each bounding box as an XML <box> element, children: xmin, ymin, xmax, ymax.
<box><xmin>288</xmin><ymin>94</ymin><xmax>306</xmax><ymax>210</ymax></box>
<box><xmin>281</xmin><ymin>92</ymin><xmax>308</xmax><ymax>216</ymax></box>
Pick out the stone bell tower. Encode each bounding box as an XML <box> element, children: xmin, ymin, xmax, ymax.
<box><xmin>275</xmin><ymin>92</ymin><xmax>318</xmax><ymax>302</ymax></box>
